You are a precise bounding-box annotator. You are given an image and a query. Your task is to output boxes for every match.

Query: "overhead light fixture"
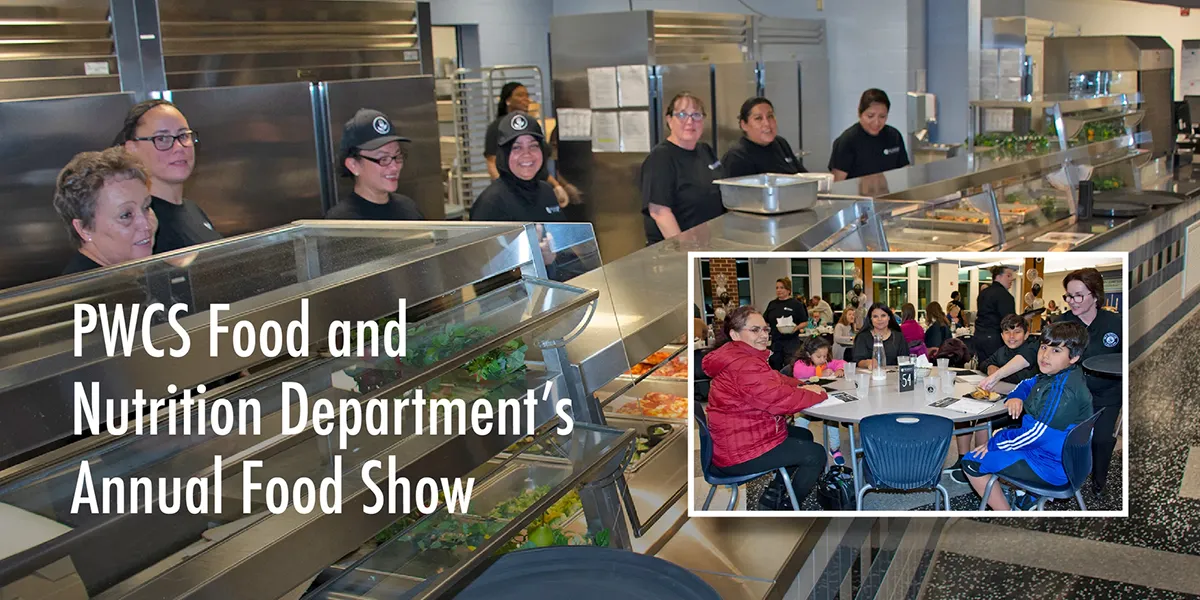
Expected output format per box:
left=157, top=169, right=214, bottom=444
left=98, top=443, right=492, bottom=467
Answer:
left=900, top=257, right=938, bottom=268
left=968, top=259, right=1020, bottom=271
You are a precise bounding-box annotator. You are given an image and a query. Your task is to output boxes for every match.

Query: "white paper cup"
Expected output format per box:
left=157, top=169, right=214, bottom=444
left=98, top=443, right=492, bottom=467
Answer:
left=924, top=377, right=940, bottom=403
left=844, top=363, right=856, bottom=380
left=937, top=358, right=949, bottom=370
left=855, top=372, right=871, bottom=399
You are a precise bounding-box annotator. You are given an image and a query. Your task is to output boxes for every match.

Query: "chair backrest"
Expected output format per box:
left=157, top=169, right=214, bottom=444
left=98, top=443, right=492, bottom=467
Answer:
left=1061, top=408, right=1104, bottom=489
left=694, top=405, right=715, bottom=475
left=860, top=412, right=954, bottom=490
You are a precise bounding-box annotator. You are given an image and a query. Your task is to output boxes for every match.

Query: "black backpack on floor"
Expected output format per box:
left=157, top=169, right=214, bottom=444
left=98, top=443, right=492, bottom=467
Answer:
left=816, top=465, right=856, bottom=511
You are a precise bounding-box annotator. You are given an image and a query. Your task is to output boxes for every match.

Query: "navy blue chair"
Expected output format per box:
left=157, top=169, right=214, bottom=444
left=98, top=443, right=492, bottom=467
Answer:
left=857, top=413, right=954, bottom=510
left=695, top=406, right=800, bottom=511
left=978, top=409, right=1104, bottom=511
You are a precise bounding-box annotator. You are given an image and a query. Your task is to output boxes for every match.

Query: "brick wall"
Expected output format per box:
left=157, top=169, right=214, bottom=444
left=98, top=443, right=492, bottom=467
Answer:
left=707, top=258, right=738, bottom=329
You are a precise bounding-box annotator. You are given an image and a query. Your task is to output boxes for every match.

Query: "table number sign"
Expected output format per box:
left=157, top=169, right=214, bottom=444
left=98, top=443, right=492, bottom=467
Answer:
left=898, top=364, right=915, bottom=393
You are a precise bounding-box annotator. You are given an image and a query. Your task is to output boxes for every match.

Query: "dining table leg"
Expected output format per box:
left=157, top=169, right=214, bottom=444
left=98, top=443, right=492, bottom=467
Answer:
left=848, top=422, right=863, bottom=504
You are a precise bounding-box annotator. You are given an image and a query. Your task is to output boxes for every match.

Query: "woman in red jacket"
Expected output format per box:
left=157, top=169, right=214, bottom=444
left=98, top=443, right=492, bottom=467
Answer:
left=701, top=305, right=830, bottom=509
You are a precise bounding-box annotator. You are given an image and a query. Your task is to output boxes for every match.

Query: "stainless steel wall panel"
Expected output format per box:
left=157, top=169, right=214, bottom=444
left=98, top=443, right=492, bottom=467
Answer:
left=657, top=63, right=715, bottom=149
left=712, top=62, right=758, bottom=158
left=0, top=0, right=120, bottom=100
left=762, top=61, right=802, bottom=163
left=0, top=92, right=136, bottom=291
left=167, top=83, right=324, bottom=236
left=322, top=76, right=445, bottom=219
left=157, top=0, right=427, bottom=88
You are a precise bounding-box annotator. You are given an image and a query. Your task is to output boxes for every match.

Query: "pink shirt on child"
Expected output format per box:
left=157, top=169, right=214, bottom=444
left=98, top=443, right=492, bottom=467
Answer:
left=790, top=359, right=847, bottom=379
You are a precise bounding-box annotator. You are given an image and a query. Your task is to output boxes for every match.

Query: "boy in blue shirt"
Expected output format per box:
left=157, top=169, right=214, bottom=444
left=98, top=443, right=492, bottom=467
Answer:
left=961, top=321, right=1094, bottom=511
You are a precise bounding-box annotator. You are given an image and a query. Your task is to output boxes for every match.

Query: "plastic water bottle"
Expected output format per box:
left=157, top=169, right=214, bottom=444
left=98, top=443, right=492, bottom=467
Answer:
left=872, top=335, right=887, bottom=381
left=706, top=329, right=716, bottom=348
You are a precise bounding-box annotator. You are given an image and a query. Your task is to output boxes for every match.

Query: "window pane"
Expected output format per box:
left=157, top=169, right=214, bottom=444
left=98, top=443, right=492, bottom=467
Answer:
left=918, top=280, right=931, bottom=311
left=958, top=282, right=970, bottom=310
left=738, top=280, right=750, bottom=297
left=872, top=262, right=886, bottom=277
left=736, top=260, right=750, bottom=278
left=872, top=281, right=886, bottom=306
left=889, top=262, right=906, bottom=277
left=791, top=259, right=809, bottom=275
left=917, top=264, right=930, bottom=278
left=821, top=277, right=843, bottom=305
left=792, top=276, right=809, bottom=300
left=701, top=259, right=710, bottom=278
left=959, top=269, right=969, bottom=282
left=739, top=297, right=751, bottom=307
left=821, top=260, right=843, bottom=275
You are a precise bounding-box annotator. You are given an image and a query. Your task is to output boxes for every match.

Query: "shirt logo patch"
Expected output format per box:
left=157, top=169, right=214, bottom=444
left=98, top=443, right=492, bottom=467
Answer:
left=784, top=157, right=793, bottom=163
left=511, top=115, right=528, bottom=130
left=204, top=222, right=213, bottom=230
left=708, top=161, right=721, bottom=171
left=545, top=206, right=560, bottom=214
left=1103, top=332, right=1119, bottom=348
left=883, top=146, right=901, bottom=156
left=372, top=116, right=391, bottom=135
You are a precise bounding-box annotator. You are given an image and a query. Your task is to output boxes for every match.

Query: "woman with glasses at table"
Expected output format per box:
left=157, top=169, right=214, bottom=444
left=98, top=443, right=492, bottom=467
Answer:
left=326, top=108, right=424, bottom=221
left=640, top=92, right=725, bottom=244
left=115, top=99, right=219, bottom=253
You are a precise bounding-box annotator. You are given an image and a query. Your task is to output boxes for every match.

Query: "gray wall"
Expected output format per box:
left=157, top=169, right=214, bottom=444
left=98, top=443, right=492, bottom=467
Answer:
left=927, top=0, right=982, bottom=145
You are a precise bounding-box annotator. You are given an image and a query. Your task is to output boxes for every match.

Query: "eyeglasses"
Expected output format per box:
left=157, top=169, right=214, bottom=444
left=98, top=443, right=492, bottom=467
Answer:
left=356, top=152, right=406, bottom=168
left=1063, top=292, right=1091, bottom=303
left=742, top=326, right=770, bottom=335
left=671, top=111, right=705, bottom=122
left=133, top=130, right=199, bottom=151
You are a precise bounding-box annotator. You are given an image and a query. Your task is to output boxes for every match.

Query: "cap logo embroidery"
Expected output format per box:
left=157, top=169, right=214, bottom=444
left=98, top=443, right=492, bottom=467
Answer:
left=511, top=115, right=528, bottom=130
left=372, top=116, right=391, bottom=135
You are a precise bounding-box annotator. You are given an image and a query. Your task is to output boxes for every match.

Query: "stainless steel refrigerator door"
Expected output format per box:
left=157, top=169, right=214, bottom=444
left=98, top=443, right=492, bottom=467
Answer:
left=764, top=60, right=832, bottom=173
left=712, top=62, right=760, bottom=159
left=322, top=75, right=445, bottom=219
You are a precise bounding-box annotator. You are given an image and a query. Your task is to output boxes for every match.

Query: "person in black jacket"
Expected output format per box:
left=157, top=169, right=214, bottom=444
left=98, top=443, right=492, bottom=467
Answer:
left=923, top=301, right=952, bottom=350
left=974, top=265, right=1016, bottom=363
left=762, top=278, right=809, bottom=370
left=852, top=303, right=909, bottom=368
left=720, top=97, right=807, bottom=178
left=115, top=99, right=220, bottom=253
left=326, top=109, right=424, bottom=221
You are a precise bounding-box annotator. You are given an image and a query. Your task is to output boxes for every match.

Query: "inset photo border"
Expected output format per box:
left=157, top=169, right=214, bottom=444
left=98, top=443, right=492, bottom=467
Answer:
left=687, top=251, right=1129, bottom=518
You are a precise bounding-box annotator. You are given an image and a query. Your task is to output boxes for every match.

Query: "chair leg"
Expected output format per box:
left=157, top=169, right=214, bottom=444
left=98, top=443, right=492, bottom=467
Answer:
left=1035, top=497, right=1048, bottom=511
left=1075, top=490, right=1087, bottom=511
left=979, top=476, right=999, bottom=511
left=703, top=485, right=717, bottom=510
left=856, top=484, right=873, bottom=511
left=937, top=485, right=951, bottom=511
left=778, top=467, right=801, bottom=511
left=727, top=485, right=739, bottom=511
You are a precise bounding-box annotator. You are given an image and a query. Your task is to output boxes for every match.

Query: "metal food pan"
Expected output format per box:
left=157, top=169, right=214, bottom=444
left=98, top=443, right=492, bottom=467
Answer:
left=715, top=173, right=821, bottom=214
left=465, top=461, right=573, bottom=521
left=606, top=416, right=686, bottom=473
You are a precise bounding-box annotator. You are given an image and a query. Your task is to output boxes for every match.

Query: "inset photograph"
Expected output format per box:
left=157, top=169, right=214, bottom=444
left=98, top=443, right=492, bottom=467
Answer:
left=689, top=252, right=1127, bottom=516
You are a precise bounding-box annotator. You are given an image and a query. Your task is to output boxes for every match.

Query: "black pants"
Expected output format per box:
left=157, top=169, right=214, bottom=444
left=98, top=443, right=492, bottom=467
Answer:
left=974, top=330, right=1002, bottom=365
left=1092, top=404, right=1121, bottom=490
left=716, top=426, right=826, bottom=505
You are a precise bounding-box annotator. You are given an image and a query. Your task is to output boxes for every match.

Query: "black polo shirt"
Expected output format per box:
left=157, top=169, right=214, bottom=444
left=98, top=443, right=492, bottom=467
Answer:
left=1057, top=309, right=1123, bottom=407
left=326, top=192, right=424, bottom=221
left=720, top=136, right=805, bottom=178
left=62, top=252, right=102, bottom=275
left=640, top=140, right=725, bottom=244
left=828, top=123, right=910, bottom=179
left=152, top=196, right=221, bottom=254
left=980, top=337, right=1040, bottom=383
left=975, top=283, right=1016, bottom=336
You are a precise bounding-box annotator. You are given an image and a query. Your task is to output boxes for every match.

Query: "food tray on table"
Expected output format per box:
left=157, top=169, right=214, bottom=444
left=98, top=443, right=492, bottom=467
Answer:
left=599, top=376, right=689, bottom=422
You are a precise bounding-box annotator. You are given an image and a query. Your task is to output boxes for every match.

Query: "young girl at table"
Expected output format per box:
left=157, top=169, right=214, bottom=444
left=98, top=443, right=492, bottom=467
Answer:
left=784, top=337, right=847, bottom=465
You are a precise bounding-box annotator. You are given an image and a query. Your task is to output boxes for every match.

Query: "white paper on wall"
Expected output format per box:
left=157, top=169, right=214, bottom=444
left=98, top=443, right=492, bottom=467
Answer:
left=556, top=108, right=593, bottom=141
left=1182, top=48, right=1200, bottom=98
left=587, top=67, right=619, bottom=109
left=983, top=108, right=1014, bottom=132
left=619, top=111, right=651, bottom=152
left=617, top=65, right=650, bottom=107
left=592, top=111, right=620, bottom=152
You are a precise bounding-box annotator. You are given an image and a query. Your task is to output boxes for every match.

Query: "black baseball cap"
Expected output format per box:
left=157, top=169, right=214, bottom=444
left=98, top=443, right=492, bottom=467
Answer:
left=496, top=111, right=544, bottom=146
left=340, top=109, right=410, bottom=157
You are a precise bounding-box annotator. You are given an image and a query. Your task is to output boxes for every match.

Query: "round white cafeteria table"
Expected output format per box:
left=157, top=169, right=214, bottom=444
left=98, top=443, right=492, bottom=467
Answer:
left=800, top=368, right=1014, bottom=506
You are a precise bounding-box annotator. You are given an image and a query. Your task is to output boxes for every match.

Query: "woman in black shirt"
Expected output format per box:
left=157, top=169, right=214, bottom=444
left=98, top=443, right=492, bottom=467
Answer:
left=721, top=97, right=806, bottom=178
left=828, top=89, right=910, bottom=181
left=923, top=301, right=952, bottom=350
left=762, top=278, right=809, bottom=370
left=640, top=92, right=725, bottom=244
left=851, top=303, right=909, bottom=368
left=974, top=265, right=1016, bottom=363
left=483, top=82, right=571, bottom=207
left=1056, top=268, right=1123, bottom=494
left=115, top=99, right=220, bottom=253
left=327, top=108, right=424, bottom=221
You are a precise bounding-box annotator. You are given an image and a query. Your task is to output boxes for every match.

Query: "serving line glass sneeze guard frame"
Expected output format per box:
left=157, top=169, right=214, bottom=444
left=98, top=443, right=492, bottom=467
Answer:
left=0, top=220, right=643, bottom=600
